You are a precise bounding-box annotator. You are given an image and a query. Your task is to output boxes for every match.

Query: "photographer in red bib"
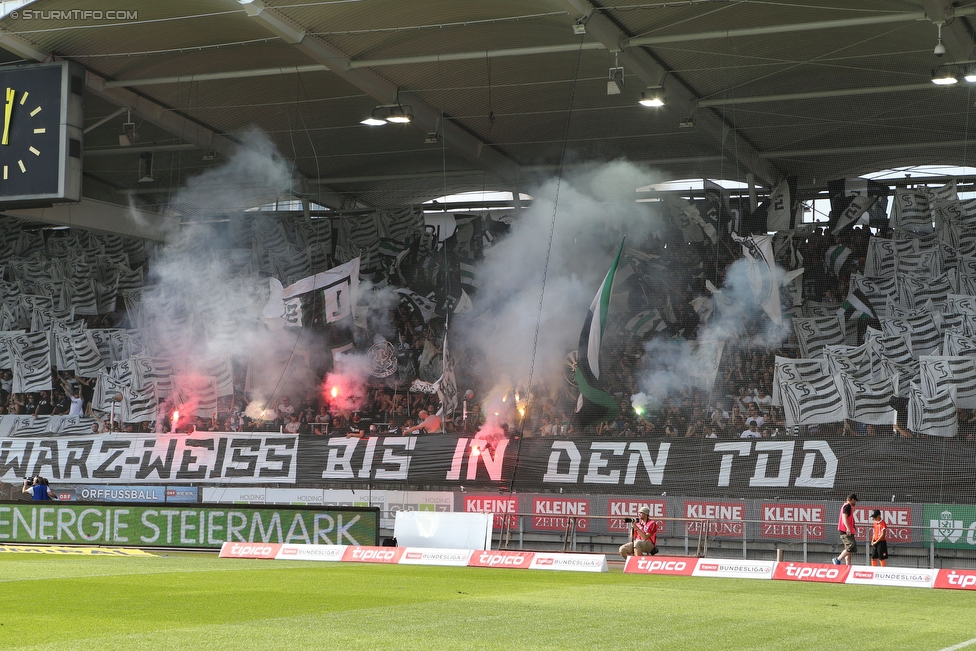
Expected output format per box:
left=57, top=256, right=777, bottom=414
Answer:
left=619, top=506, right=659, bottom=559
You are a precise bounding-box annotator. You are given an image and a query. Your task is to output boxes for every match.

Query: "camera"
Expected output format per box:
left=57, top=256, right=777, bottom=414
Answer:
left=624, top=517, right=635, bottom=523
left=934, top=41, right=946, bottom=57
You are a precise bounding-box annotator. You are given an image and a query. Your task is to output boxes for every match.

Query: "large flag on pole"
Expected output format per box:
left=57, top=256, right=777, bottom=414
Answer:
left=732, top=233, right=782, bottom=325
left=434, top=329, right=458, bottom=430
left=573, top=241, right=624, bottom=428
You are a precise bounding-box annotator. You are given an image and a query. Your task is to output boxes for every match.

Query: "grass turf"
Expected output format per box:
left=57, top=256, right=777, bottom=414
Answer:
left=0, top=553, right=973, bottom=651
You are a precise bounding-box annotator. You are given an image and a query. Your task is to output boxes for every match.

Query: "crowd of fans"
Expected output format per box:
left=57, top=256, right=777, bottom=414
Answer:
left=2, top=210, right=970, bottom=441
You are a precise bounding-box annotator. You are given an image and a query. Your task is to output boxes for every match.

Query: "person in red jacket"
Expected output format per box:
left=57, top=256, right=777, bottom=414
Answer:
left=832, top=493, right=858, bottom=566
left=870, top=509, right=888, bottom=567
left=619, top=506, right=659, bottom=558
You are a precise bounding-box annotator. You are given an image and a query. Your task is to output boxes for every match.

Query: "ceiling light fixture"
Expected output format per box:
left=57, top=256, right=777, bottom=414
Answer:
left=639, top=87, right=666, bottom=107
left=964, top=64, right=976, bottom=83
left=119, top=110, right=139, bottom=146
left=932, top=65, right=959, bottom=85
left=360, top=104, right=413, bottom=125
left=385, top=105, right=413, bottom=123
left=607, top=67, right=624, bottom=95
left=138, top=151, right=153, bottom=183
left=607, top=52, right=624, bottom=95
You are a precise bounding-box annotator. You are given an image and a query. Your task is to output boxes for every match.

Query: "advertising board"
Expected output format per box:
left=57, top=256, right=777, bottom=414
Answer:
left=692, top=559, right=774, bottom=579
left=624, top=555, right=696, bottom=576
left=0, top=502, right=378, bottom=548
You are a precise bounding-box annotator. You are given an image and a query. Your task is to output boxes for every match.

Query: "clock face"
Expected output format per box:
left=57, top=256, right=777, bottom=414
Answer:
left=0, top=65, right=63, bottom=198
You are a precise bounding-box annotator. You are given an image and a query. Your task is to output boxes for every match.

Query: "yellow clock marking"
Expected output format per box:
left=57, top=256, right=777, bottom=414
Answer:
left=29, top=106, right=40, bottom=117
left=29, top=146, right=39, bottom=156
left=33, top=128, right=45, bottom=134
left=17, top=160, right=25, bottom=173
left=2, top=166, right=6, bottom=180
left=2, top=87, right=13, bottom=146
left=19, top=91, right=27, bottom=105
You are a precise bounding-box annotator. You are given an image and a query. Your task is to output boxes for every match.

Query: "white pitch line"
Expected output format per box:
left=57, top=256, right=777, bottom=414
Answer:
left=939, top=638, right=976, bottom=651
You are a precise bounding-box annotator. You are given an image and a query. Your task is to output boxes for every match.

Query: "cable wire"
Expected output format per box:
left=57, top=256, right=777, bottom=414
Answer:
left=508, top=35, right=586, bottom=491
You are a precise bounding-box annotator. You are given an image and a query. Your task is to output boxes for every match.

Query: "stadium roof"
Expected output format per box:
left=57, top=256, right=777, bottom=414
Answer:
left=0, top=0, right=971, bottom=221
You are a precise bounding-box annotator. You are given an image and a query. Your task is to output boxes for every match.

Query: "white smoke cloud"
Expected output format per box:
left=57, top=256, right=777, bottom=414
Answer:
left=137, top=130, right=319, bottom=416
left=630, top=254, right=792, bottom=410
left=456, top=160, right=666, bottom=394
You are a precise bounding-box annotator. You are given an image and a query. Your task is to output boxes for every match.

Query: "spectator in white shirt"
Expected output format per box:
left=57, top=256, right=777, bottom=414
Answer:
left=68, top=388, right=85, bottom=417
left=740, top=421, right=763, bottom=438
left=754, top=387, right=772, bottom=413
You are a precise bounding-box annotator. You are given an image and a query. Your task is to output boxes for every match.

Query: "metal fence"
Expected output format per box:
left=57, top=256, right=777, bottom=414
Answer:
left=476, top=515, right=976, bottom=570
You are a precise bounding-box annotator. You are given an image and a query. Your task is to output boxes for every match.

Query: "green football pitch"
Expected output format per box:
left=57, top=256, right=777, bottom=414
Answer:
left=0, top=552, right=973, bottom=651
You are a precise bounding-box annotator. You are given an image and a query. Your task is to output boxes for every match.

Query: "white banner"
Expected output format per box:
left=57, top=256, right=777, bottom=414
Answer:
left=528, top=552, right=609, bottom=572
left=398, top=547, right=473, bottom=567
left=845, top=567, right=936, bottom=588
left=275, top=544, right=346, bottom=562
left=0, top=432, right=298, bottom=484
left=692, top=558, right=775, bottom=579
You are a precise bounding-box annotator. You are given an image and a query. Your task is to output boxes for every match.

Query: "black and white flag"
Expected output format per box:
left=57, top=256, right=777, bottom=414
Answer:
left=865, top=238, right=896, bottom=278
left=772, top=356, right=827, bottom=406
left=122, top=385, right=158, bottom=423
left=832, top=194, right=878, bottom=234
left=781, top=375, right=848, bottom=427
left=792, top=316, right=845, bottom=358
left=908, top=382, right=957, bottom=437
left=899, top=273, right=951, bottom=311
left=824, top=343, right=873, bottom=382
left=892, top=189, right=934, bottom=234
left=843, top=375, right=897, bottom=426
left=920, top=356, right=976, bottom=409
left=943, top=330, right=976, bottom=357
left=732, top=233, right=781, bottom=325
left=766, top=178, right=795, bottom=232
left=850, top=274, right=897, bottom=309
left=896, top=250, right=940, bottom=277
left=881, top=314, right=941, bottom=358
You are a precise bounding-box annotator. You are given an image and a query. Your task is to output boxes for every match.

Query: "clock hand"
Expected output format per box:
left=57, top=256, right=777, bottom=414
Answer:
left=1, top=87, right=13, bottom=145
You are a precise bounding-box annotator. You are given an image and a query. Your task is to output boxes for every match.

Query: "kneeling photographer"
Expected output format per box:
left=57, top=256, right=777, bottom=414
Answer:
left=619, top=505, right=659, bottom=559
left=22, top=476, right=58, bottom=501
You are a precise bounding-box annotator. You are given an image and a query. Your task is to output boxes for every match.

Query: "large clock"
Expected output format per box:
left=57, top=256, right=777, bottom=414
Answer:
left=0, top=61, right=83, bottom=206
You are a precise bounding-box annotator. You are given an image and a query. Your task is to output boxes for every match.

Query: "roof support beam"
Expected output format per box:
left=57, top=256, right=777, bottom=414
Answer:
left=761, top=139, right=975, bottom=159
left=561, top=0, right=780, bottom=186
left=103, top=64, right=328, bottom=88
left=235, top=0, right=521, bottom=182
left=698, top=83, right=937, bottom=107
left=622, top=13, right=929, bottom=47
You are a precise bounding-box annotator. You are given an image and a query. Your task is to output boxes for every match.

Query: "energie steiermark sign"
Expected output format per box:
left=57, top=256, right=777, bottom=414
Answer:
left=923, top=504, right=976, bottom=549
left=0, top=502, right=378, bottom=549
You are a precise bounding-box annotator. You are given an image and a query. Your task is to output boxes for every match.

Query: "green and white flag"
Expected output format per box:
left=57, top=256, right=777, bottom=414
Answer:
left=825, top=245, right=852, bottom=277
left=837, top=287, right=877, bottom=323
left=625, top=309, right=666, bottom=337
left=573, top=241, right=624, bottom=428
